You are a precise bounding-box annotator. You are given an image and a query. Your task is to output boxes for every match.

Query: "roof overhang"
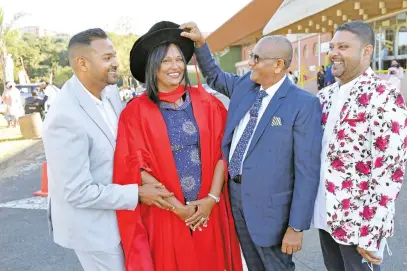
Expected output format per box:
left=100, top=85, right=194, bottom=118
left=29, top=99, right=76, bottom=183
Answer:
left=263, top=0, right=406, bottom=35
left=206, top=0, right=284, bottom=52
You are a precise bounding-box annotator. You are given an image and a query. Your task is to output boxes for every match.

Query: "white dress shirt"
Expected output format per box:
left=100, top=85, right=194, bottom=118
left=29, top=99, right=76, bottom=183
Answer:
left=229, top=75, right=287, bottom=174
left=77, top=78, right=118, bottom=137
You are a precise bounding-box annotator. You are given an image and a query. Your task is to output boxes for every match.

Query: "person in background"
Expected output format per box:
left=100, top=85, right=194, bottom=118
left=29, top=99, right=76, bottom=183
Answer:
left=287, top=70, right=295, bottom=83
left=118, top=85, right=132, bottom=105
left=387, top=60, right=404, bottom=80
left=40, top=81, right=59, bottom=111
left=1, top=81, right=24, bottom=127
left=317, top=65, right=326, bottom=90
left=24, top=90, right=48, bottom=119
left=324, top=64, right=336, bottom=86
left=387, top=60, right=404, bottom=91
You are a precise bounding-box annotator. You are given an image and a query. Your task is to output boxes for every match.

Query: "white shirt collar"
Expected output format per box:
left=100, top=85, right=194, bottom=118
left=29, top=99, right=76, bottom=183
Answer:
left=261, top=75, right=287, bottom=95
left=339, top=67, right=373, bottom=90
left=75, top=76, right=105, bottom=105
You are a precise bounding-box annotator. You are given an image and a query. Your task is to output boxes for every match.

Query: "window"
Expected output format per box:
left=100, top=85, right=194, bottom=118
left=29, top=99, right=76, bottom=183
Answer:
left=375, top=23, right=381, bottom=58
left=303, top=45, right=309, bottom=58
left=313, top=43, right=319, bottom=56
left=397, top=13, right=407, bottom=24
left=398, top=26, right=407, bottom=55
left=378, top=28, right=395, bottom=57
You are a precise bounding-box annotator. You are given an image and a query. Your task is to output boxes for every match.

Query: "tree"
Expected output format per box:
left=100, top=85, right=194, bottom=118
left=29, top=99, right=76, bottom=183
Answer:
left=7, top=33, right=70, bottom=85
left=0, top=8, right=24, bottom=93
left=108, top=32, right=138, bottom=87
left=0, top=13, right=136, bottom=90
left=53, top=65, right=73, bottom=87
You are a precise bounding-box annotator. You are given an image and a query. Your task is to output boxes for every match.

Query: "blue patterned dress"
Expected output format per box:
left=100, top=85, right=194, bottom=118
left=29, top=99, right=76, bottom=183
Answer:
left=160, top=92, right=202, bottom=202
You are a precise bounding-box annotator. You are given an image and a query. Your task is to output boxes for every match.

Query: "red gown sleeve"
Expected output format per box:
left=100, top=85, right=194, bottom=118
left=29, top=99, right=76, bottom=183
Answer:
left=113, top=106, right=154, bottom=271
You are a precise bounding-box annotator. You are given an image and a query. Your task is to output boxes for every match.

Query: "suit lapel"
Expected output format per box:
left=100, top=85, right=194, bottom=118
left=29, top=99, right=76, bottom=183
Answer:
left=223, top=84, right=259, bottom=148
left=70, top=76, right=116, bottom=148
left=246, top=77, right=291, bottom=157
left=104, top=89, right=122, bottom=119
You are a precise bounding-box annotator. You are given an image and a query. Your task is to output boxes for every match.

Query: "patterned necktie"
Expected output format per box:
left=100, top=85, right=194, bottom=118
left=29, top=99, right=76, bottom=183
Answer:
left=229, top=89, right=268, bottom=179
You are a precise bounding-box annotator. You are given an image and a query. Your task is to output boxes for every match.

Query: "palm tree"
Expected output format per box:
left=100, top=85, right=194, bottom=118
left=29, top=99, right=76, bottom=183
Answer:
left=0, top=8, right=24, bottom=92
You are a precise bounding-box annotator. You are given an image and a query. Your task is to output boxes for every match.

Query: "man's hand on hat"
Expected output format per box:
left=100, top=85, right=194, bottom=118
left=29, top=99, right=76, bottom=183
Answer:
left=180, top=22, right=205, bottom=48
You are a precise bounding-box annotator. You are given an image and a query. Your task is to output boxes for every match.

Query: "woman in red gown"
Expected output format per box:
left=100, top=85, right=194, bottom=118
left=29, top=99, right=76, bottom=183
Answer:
left=113, top=21, right=242, bottom=271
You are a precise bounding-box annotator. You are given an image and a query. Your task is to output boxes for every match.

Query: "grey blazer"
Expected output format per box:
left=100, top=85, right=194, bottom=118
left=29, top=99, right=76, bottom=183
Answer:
left=43, top=75, right=139, bottom=252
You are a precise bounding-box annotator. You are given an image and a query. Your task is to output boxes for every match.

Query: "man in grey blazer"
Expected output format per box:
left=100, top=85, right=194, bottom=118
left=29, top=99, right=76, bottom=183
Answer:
left=42, top=28, right=173, bottom=271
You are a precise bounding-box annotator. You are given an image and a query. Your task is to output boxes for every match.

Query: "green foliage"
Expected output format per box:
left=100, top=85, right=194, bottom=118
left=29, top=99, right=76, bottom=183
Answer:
left=4, top=32, right=139, bottom=87
left=108, top=32, right=138, bottom=85
left=53, top=66, right=73, bottom=87
left=0, top=8, right=139, bottom=89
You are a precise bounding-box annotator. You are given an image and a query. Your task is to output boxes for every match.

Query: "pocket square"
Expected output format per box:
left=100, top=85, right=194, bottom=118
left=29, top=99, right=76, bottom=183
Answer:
left=271, top=116, right=282, bottom=126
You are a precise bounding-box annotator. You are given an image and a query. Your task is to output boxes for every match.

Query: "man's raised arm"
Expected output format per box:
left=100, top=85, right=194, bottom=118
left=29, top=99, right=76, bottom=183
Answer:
left=180, top=22, right=241, bottom=98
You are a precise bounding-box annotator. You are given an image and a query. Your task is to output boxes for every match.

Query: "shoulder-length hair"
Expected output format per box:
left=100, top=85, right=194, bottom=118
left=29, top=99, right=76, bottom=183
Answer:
left=144, top=43, right=191, bottom=104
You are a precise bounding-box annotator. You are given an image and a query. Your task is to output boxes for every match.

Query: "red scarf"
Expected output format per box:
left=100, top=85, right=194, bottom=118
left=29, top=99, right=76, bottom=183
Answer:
left=113, top=85, right=243, bottom=271
left=158, top=85, right=187, bottom=103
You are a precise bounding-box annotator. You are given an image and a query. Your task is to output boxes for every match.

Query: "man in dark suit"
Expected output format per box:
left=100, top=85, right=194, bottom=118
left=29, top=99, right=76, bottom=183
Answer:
left=24, top=90, right=48, bottom=119
left=181, top=22, right=323, bottom=270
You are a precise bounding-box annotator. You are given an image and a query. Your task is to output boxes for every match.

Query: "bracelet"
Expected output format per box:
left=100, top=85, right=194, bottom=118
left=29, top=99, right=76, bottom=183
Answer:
left=208, top=193, right=220, bottom=203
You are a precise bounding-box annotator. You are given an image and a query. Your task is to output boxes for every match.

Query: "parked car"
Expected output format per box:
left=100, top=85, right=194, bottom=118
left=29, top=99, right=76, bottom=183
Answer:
left=15, top=83, right=42, bottom=106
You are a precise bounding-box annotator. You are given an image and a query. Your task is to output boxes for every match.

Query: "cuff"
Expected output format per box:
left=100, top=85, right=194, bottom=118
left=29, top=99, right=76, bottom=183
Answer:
left=120, top=184, right=139, bottom=211
left=358, top=234, right=379, bottom=252
left=194, top=42, right=210, bottom=57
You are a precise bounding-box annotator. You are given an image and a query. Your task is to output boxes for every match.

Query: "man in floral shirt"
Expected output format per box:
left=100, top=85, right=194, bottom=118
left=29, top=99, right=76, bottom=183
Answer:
left=313, top=21, right=407, bottom=271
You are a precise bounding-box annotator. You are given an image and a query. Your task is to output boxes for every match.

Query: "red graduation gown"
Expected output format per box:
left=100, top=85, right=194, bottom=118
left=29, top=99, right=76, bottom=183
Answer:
left=113, top=86, right=243, bottom=271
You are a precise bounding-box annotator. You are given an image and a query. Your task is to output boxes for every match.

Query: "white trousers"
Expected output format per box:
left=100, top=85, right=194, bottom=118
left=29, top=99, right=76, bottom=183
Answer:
left=74, top=243, right=125, bottom=271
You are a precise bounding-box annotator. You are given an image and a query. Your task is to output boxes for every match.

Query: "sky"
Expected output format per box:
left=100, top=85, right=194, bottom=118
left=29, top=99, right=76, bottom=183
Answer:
left=1, top=0, right=252, bottom=35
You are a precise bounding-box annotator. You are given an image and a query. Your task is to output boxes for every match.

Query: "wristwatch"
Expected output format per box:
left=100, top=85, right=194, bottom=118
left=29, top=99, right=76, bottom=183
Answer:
left=290, top=227, right=303, bottom=232
left=208, top=193, right=220, bottom=203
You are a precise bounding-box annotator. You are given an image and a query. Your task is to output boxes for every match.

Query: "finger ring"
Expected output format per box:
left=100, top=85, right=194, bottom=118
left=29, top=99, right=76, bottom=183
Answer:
left=201, top=217, right=206, bottom=221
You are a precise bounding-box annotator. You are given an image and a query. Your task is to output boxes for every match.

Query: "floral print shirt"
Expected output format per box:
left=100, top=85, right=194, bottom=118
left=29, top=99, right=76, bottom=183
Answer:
left=317, top=68, right=407, bottom=251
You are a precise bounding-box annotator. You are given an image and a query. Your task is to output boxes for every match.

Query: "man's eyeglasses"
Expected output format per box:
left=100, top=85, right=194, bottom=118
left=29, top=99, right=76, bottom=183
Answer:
left=248, top=51, right=284, bottom=65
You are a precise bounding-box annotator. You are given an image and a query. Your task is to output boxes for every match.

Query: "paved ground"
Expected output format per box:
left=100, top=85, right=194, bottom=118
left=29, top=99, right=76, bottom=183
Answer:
left=0, top=144, right=406, bottom=270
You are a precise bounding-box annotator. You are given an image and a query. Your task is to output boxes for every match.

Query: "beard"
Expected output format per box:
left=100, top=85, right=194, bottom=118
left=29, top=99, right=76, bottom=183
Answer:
left=331, top=62, right=345, bottom=78
left=107, top=71, right=118, bottom=84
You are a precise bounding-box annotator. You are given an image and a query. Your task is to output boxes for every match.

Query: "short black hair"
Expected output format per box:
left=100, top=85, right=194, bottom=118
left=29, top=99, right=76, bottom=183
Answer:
left=68, top=28, right=107, bottom=50
left=335, top=21, right=374, bottom=47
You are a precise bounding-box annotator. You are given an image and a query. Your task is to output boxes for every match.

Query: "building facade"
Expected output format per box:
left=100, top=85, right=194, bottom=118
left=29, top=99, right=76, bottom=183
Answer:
left=371, top=11, right=407, bottom=71
left=19, top=26, right=57, bottom=37
left=207, top=0, right=407, bottom=93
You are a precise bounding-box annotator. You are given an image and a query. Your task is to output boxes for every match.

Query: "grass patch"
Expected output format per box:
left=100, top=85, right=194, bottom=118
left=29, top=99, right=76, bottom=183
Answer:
left=0, top=136, right=25, bottom=143
left=0, top=140, right=34, bottom=160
